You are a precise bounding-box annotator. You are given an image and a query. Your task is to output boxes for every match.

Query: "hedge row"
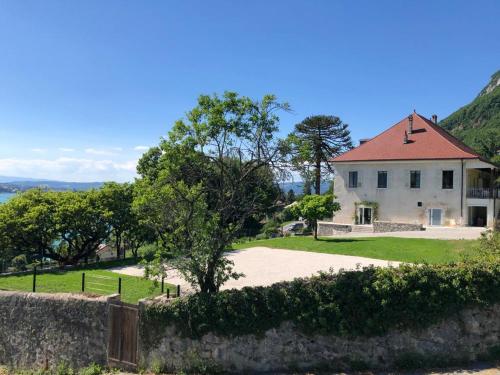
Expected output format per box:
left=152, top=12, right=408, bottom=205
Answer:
left=144, top=260, right=500, bottom=338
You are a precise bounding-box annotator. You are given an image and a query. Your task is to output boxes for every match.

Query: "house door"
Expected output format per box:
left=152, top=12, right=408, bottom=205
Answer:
left=468, top=206, right=487, bottom=227
left=428, top=208, right=443, bottom=226
left=358, top=207, right=373, bottom=225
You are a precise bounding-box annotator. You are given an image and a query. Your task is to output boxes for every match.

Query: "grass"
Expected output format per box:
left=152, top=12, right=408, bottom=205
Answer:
left=233, top=236, right=478, bottom=264
left=0, top=261, right=175, bottom=304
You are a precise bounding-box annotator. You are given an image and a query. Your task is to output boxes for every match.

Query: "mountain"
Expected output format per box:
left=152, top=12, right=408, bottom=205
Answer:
left=439, top=70, right=500, bottom=162
left=0, top=176, right=103, bottom=192
left=0, top=176, right=39, bottom=183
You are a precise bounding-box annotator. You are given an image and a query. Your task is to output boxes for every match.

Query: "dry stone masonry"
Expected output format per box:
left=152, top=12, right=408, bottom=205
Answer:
left=0, top=291, right=117, bottom=369
left=373, top=221, right=424, bottom=232
left=138, top=299, right=500, bottom=373
left=2, top=291, right=500, bottom=372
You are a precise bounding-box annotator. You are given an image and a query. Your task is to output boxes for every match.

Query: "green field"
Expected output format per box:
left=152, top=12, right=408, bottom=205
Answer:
left=0, top=267, right=175, bottom=304
left=233, top=236, right=478, bottom=264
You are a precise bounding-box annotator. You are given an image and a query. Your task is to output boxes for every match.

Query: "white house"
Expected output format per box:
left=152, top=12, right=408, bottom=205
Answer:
left=96, top=244, right=116, bottom=261
left=325, top=112, right=499, bottom=231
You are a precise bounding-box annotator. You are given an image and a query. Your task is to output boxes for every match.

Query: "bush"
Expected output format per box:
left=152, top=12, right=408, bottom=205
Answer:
left=11, top=254, right=28, bottom=271
left=138, top=244, right=158, bottom=262
left=261, top=219, right=280, bottom=238
left=78, top=363, right=103, bottom=375
left=279, top=206, right=299, bottom=223
left=476, top=230, right=500, bottom=259
left=144, top=261, right=500, bottom=339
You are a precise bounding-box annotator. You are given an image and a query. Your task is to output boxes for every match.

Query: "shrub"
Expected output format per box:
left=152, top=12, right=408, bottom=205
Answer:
left=138, top=244, right=158, bottom=262
left=144, top=261, right=500, bottom=339
left=261, top=219, right=280, bottom=238
left=279, top=206, right=299, bottom=223
left=476, top=230, right=500, bottom=259
left=78, top=363, right=102, bottom=375
left=55, top=362, right=74, bottom=375
left=11, top=254, right=28, bottom=271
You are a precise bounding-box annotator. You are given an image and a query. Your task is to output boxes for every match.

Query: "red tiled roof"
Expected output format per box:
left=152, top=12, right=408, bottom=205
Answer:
left=332, top=113, right=482, bottom=162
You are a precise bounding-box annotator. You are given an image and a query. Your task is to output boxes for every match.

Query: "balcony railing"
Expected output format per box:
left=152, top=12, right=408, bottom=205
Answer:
left=467, top=187, right=500, bottom=199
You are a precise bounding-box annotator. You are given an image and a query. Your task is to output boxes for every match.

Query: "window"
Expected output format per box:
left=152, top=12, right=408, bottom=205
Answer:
left=377, top=171, right=388, bottom=188
left=348, top=171, right=358, bottom=188
left=442, top=170, right=454, bottom=189
left=410, top=170, right=421, bottom=188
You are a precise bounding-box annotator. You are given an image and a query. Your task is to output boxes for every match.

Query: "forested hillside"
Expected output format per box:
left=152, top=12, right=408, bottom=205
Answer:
left=439, top=70, right=500, bottom=163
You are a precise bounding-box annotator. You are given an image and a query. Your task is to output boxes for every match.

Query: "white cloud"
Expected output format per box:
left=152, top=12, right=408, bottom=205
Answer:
left=58, top=148, right=75, bottom=152
left=85, top=148, right=118, bottom=156
left=31, top=148, right=47, bottom=153
left=0, top=157, right=138, bottom=182
left=134, top=145, right=149, bottom=151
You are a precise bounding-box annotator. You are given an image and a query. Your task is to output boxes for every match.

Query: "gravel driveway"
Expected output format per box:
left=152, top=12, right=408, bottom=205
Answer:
left=112, top=246, right=399, bottom=293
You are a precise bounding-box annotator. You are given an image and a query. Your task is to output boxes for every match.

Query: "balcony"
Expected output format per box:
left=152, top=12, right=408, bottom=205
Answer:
left=467, top=187, right=499, bottom=199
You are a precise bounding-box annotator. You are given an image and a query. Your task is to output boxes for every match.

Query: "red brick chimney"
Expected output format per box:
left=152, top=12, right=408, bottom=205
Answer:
left=407, top=114, right=413, bottom=134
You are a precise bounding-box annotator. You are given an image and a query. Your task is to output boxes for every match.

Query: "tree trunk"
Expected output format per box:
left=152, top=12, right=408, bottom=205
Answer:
left=313, top=221, right=318, bottom=240
left=115, top=234, right=121, bottom=259
left=315, top=154, right=321, bottom=195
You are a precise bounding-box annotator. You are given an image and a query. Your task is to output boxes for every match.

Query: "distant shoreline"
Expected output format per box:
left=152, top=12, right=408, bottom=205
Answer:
left=0, top=192, right=15, bottom=204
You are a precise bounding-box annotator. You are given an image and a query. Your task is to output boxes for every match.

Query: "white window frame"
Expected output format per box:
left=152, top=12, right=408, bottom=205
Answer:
left=428, top=208, right=443, bottom=226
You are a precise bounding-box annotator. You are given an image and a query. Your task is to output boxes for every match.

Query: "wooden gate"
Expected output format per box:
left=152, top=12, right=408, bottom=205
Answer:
left=108, top=301, right=139, bottom=370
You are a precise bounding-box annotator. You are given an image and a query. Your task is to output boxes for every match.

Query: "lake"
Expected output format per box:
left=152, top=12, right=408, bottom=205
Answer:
left=0, top=192, right=15, bottom=204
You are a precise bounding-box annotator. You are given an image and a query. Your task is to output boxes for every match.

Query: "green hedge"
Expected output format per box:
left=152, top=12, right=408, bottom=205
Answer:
left=143, top=260, right=500, bottom=339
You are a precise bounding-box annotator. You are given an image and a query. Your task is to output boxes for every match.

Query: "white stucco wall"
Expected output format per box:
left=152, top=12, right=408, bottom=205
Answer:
left=332, top=159, right=497, bottom=227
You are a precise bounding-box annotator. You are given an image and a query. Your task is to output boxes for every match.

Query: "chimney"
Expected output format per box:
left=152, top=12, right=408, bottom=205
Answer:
left=408, top=114, right=413, bottom=134
left=403, top=130, right=409, bottom=144
left=431, top=114, right=437, bottom=124
left=359, top=138, right=370, bottom=145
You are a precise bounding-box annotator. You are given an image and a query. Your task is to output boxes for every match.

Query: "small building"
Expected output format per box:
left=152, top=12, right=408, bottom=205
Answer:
left=96, top=244, right=116, bottom=261
left=328, top=112, right=499, bottom=229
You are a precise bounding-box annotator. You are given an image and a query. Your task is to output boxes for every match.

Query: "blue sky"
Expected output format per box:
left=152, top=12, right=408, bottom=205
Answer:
left=0, top=0, right=498, bottom=182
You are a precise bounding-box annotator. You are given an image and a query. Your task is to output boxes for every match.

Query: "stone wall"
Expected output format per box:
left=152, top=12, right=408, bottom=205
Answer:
left=3, top=292, right=500, bottom=373
left=138, top=301, right=500, bottom=373
left=317, top=221, right=352, bottom=236
left=0, top=291, right=117, bottom=369
left=373, top=221, right=424, bottom=232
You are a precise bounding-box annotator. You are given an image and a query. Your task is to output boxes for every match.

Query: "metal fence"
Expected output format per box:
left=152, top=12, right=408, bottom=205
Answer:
left=26, top=267, right=181, bottom=300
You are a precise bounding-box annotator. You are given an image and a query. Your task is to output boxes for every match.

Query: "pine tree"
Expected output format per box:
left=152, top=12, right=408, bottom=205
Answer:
left=288, top=115, right=352, bottom=195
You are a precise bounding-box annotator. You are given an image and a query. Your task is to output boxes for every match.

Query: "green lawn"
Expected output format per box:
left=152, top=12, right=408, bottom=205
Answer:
left=0, top=267, right=175, bottom=304
left=233, top=236, right=478, bottom=264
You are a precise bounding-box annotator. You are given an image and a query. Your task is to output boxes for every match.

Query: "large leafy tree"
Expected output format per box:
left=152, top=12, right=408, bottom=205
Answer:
left=0, top=189, right=112, bottom=265
left=135, top=91, right=289, bottom=293
left=100, top=182, right=134, bottom=259
left=0, top=189, right=57, bottom=265
left=291, top=194, right=339, bottom=240
left=287, top=115, right=353, bottom=195
left=49, top=190, right=112, bottom=264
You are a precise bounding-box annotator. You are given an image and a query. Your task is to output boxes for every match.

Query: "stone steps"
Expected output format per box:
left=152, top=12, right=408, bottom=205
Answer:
left=351, top=225, right=374, bottom=233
